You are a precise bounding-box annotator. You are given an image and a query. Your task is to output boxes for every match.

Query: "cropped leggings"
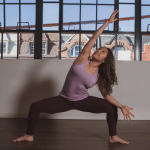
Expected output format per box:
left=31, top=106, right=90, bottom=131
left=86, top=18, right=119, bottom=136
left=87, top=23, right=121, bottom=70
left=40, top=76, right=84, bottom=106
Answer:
left=26, top=95, right=118, bottom=136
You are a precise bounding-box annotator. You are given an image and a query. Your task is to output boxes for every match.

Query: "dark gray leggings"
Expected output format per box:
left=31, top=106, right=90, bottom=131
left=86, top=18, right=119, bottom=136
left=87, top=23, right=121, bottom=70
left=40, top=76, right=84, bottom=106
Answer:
left=26, top=95, right=118, bottom=136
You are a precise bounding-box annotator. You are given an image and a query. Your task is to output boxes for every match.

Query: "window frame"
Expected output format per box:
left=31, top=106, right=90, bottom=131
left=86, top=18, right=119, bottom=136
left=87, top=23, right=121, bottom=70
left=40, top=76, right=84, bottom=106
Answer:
left=0, top=0, right=144, bottom=61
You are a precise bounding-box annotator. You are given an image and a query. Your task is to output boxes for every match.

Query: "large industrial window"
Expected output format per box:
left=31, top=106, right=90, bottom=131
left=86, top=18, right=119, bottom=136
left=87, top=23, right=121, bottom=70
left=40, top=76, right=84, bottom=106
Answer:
left=0, top=0, right=147, bottom=61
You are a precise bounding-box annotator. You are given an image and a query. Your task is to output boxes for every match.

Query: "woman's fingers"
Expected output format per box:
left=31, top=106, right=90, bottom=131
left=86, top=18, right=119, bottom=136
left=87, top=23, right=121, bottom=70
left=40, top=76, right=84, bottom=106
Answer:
left=114, top=18, right=118, bottom=21
left=114, top=9, right=119, bottom=15
left=113, top=9, right=118, bottom=13
left=125, top=115, right=129, bottom=121
left=109, top=9, right=119, bottom=23
left=112, top=9, right=118, bottom=16
left=127, top=107, right=135, bottom=118
left=124, top=114, right=127, bottom=121
left=115, top=9, right=119, bottom=14
left=122, top=106, right=135, bottom=121
left=129, top=112, right=135, bottom=118
left=124, top=114, right=131, bottom=121
left=128, top=114, right=132, bottom=121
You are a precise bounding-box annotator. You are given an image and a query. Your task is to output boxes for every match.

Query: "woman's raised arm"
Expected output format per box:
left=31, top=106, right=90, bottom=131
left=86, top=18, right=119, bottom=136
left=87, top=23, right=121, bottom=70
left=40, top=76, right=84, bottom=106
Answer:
left=81, top=9, right=119, bottom=56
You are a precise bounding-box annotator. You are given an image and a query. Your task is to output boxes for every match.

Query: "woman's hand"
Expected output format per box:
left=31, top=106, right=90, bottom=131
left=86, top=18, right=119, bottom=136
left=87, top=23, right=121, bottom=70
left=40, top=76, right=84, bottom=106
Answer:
left=121, top=106, right=135, bottom=121
left=108, top=9, right=119, bottom=23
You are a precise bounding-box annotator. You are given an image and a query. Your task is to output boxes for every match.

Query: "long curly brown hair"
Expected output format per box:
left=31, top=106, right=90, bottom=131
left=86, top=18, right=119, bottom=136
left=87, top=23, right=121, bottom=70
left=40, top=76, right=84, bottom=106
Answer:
left=89, top=47, right=120, bottom=98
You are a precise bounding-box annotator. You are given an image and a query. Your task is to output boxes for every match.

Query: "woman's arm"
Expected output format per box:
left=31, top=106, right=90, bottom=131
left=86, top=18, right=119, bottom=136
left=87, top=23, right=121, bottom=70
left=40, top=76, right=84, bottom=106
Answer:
left=92, top=9, right=119, bottom=39
left=81, top=9, right=119, bottom=56
left=81, top=20, right=109, bottom=55
left=106, top=95, right=135, bottom=121
left=105, top=95, right=124, bottom=109
left=92, top=20, right=110, bottom=40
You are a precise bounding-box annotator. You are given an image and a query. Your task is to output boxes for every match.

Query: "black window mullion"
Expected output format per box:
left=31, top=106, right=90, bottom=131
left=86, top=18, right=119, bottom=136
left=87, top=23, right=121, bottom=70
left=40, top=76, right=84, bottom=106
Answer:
left=2, top=0, right=5, bottom=59
left=1, top=33, right=3, bottom=59
left=96, top=0, right=98, bottom=50
left=115, top=0, right=119, bottom=32
left=135, top=0, right=141, bottom=61
left=34, top=0, right=43, bottom=59
left=79, top=0, right=81, bottom=53
left=114, top=0, right=119, bottom=56
left=17, top=0, right=21, bottom=59
left=59, top=0, right=63, bottom=59
left=3, top=0, right=5, bottom=30
left=19, top=0, right=21, bottom=31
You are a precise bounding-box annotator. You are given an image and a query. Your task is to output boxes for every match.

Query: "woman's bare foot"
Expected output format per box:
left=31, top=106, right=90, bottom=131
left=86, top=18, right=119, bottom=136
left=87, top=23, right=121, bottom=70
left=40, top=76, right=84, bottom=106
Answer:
left=12, top=134, right=34, bottom=142
left=109, top=135, right=129, bottom=144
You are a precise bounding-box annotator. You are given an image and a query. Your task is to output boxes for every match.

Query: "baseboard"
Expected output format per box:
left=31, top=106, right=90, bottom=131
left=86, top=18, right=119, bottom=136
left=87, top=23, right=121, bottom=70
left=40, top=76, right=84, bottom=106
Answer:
left=0, top=113, right=149, bottom=120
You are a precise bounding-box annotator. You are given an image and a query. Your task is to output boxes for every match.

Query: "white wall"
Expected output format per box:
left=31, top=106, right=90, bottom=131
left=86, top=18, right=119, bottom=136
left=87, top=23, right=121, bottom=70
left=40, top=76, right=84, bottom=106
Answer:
left=0, top=59, right=149, bottom=120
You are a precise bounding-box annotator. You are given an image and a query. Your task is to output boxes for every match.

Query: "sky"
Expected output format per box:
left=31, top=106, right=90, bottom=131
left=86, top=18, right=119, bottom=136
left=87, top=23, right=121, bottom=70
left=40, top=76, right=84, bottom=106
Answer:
left=0, top=0, right=150, bottom=32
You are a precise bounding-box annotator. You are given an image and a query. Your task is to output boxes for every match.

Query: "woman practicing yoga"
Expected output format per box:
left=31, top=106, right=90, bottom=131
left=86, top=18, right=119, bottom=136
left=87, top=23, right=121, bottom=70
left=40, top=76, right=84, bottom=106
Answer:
left=12, top=9, right=135, bottom=144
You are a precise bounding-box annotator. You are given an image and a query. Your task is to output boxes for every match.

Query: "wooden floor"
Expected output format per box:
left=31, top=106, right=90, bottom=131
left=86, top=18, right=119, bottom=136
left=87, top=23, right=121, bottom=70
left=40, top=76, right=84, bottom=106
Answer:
left=0, top=118, right=150, bottom=150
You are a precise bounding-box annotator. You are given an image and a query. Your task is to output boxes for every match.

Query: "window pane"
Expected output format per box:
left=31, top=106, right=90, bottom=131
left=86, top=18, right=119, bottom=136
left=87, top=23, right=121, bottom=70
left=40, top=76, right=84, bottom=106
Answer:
left=141, top=6, right=150, bottom=32
left=63, top=5, right=80, bottom=30
left=97, top=34, right=134, bottom=60
left=5, top=5, right=19, bottom=30
left=97, top=5, right=114, bottom=31
left=75, top=51, right=79, bottom=56
left=142, top=35, right=150, bottom=61
left=81, top=0, right=96, bottom=4
left=1, top=33, right=17, bottom=59
left=18, top=33, right=35, bottom=59
left=43, top=3, right=59, bottom=30
left=21, top=4, right=36, bottom=30
left=0, top=4, right=4, bottom=30
left=75, top=45, right=80, bottom=51
left=0, top=43, right=6, bottom=55
left=60, top=34, right=79, bottom=59
left=117, top=34, right=134, bottom=60
left=63, top=0, right=80, bottom=3
left=42, top=33, right=59, bottom=59
left=81, top=5, right=96, bottom=30
left=21, top=0, right=36, bottom=3
left=119, top=0, right=135, bottom=3
left=0, top=0, right=3, bottom=3
left=141, top=0, right=150, bottom=4
left=5, top=0, right=19, bottom=3
left=97, top=34, right=115, bottom=49
left=71, top=48, right=73, bottom=55
left=75, top=45, right=82, bottom=56
left=42, top=43, right=45, bottom=48
left=98, top=0, right=114, bottom=4
left=119, top=4, right=135, bottom=32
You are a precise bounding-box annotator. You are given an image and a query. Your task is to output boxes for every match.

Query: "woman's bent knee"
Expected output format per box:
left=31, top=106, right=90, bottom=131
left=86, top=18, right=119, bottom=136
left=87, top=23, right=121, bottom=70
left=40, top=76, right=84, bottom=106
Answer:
left=30, top=102, right=38, bottom=110
left=108, top=105, right=118, bottom=114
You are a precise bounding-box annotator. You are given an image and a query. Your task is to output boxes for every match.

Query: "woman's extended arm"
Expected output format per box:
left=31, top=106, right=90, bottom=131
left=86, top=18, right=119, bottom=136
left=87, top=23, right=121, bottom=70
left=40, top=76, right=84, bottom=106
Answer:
left=81, top=9, right=119, bottom=55
left=105, top=95, right=135, bottom=121
left=105, top=95, right=124, bottom=109
left=92, top=20, right=109, bottom=40
left=92, top=9, right=119, bottom=40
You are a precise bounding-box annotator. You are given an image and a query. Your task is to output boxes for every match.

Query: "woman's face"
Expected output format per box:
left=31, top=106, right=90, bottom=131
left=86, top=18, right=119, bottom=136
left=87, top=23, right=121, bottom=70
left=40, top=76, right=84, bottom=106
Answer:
left=92, top=47, right=108, bottom=63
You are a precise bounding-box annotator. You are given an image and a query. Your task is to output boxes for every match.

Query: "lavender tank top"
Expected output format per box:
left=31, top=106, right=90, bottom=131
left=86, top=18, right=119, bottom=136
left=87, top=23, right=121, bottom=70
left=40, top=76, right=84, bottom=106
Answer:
left=58, top=60, right=99, bottom=101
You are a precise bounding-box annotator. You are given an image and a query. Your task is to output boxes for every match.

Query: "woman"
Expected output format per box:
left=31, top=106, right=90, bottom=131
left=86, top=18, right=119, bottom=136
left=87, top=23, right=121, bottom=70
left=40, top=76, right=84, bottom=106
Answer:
left=12, top=9, right=135, bottom=144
